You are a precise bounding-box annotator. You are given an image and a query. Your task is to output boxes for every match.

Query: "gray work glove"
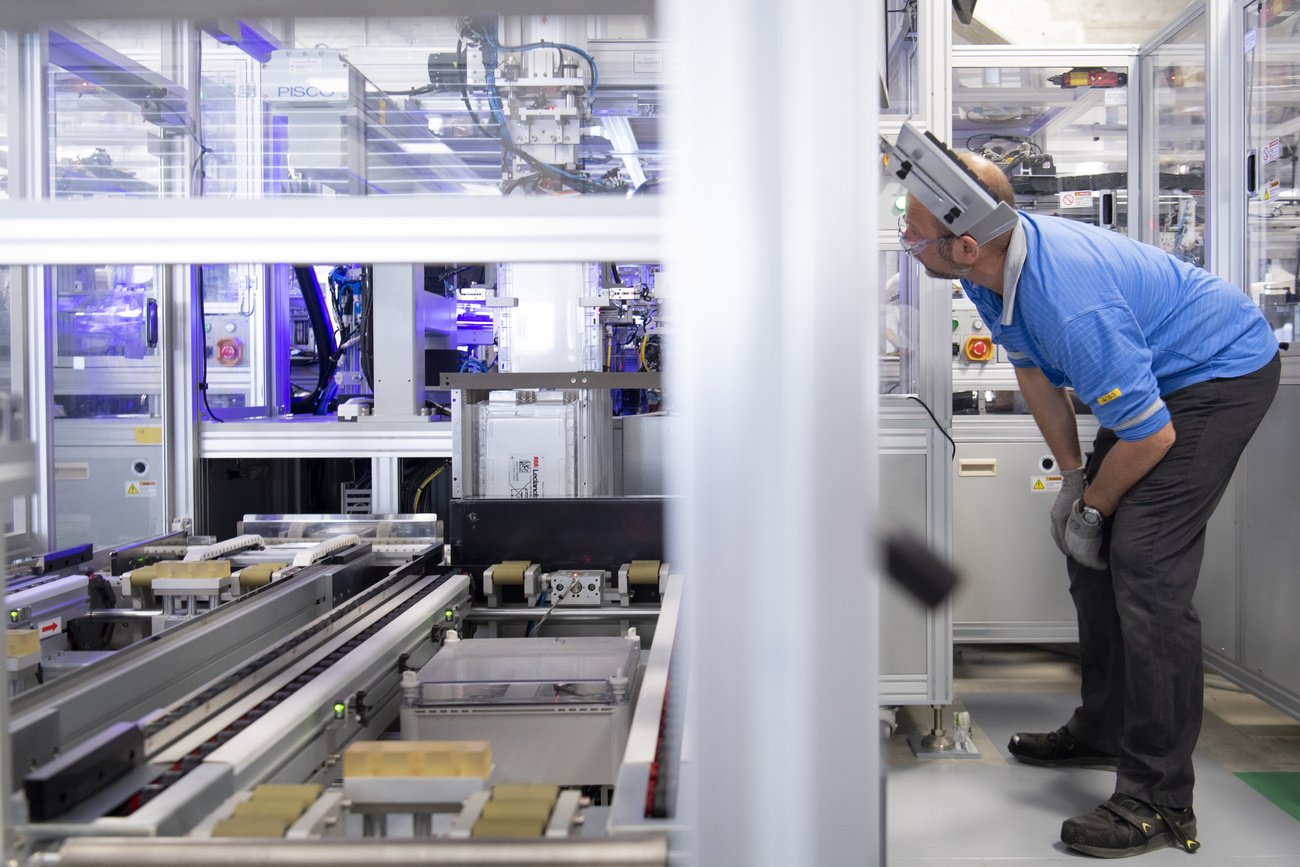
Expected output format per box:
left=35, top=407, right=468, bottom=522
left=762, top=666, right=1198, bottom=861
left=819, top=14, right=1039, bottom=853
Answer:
left=1050, top=467, right=1087, bottom=556
left=1062, top=498, right=1107, bottom=571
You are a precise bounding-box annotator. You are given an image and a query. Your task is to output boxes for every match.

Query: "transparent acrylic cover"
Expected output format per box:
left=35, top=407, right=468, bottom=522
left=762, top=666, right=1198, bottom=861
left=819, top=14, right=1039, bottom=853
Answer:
left=411, top=637, right=639, bottom=707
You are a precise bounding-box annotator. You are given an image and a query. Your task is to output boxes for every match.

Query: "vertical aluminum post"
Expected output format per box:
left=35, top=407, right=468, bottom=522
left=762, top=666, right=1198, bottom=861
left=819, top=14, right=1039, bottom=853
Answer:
left=666, top=0, right=880, bottom=864
left=370, top=264, right=426, bottom=421
left=1207, top=0, right=1245, bottom=287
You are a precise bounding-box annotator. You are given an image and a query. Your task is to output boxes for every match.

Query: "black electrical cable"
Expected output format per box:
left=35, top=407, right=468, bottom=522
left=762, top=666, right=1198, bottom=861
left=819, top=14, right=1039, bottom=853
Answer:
left=359, top=266, right=375, bottom=390
left=291, top=266, right=339, bottom=415
left=194, top=266, right=223, bottom=423
left=906, top=395, right=956, bottom=460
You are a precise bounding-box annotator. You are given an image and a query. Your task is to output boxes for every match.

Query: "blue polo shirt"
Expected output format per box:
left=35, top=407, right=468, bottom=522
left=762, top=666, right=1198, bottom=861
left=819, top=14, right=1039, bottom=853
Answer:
left=962, top=212, right=1277, bottom=441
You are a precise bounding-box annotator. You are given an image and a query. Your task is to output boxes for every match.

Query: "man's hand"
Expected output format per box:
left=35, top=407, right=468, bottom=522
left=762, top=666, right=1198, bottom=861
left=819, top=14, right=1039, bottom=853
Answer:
left=1062, top=499, right=1107, bottom=570
left=1050, top=467, right=1086, bottom=555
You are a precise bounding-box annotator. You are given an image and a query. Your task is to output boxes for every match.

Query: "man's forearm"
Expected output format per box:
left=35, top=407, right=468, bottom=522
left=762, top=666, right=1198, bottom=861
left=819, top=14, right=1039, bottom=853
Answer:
left=1015, top=367, right=1083, bottom=471
left=1082, top=421, right=1176, bottom=516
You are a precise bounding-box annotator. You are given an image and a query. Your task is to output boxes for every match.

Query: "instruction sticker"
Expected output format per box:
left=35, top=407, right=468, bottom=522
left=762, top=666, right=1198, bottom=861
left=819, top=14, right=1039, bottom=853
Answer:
left=508, top=455, right=544, bottom=499
left=125, top=480, right=158, bottom=497
left=1059, top=190, right=1093, bottom=208
left=1031, top=475, right=1063, bottom=493
left=36, top=616, right=62, bottom=638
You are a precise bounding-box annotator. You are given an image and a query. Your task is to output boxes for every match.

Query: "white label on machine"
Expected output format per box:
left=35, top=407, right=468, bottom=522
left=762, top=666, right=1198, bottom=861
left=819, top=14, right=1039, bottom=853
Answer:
left=633, top=52, right=663, bottom=73
left=36, top=616, right=62, bottom=638
left=1104, top=87, right=1127, bottom=107
left=1245, top=28, right=1258, bottom=54
left=509, top=455, right=545, bottom=499
left=125, top=480, right=158, bottom=497
left=1031, top=475, right=1063, bottom=492
left=1264, top=138, right=1282, bottom=162
left=1059, top=191, right=1093, bottom=209
left=55, top=462, right=90, bottom=481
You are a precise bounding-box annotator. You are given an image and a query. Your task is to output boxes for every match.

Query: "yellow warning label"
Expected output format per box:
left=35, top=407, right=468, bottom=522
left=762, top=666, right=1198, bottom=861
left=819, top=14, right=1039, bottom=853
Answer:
left=126, top=483, right=139, bottom=495
left=1097, top=387, right=1122, bottom=406
left=1033, top=479, right=1045, bottom=490
left=133, top=426, right=163, bottom=445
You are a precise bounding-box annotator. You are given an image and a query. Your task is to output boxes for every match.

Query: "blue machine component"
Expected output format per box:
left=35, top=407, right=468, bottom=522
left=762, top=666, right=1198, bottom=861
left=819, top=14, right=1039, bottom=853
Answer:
left=46, top=24, right=190, bottom=129
left=196, top=19, right=283, bottom=64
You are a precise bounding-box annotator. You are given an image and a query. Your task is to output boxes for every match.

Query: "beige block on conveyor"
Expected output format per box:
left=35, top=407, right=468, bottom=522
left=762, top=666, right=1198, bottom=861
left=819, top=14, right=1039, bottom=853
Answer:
left=479, top=800, right=553, bottom=822
left=155, top=560, right=231, bottom=579
left=7, top=630, right=40, bottom=657
left=342, top=740, right=491, bottom=779
left=471, top=816, right=548, bottom=838
left=237, top=562, right=288, bottom=591
left=250, top=784, right=322, bottom=811
left=128, top=565, right=158, bottom=587
left=232, top=799, right=305, bottom=822
left=211, top=816, right=290, bottom=838
left=491, top=783, right=560, bottom=803
left=628, top=560, right=661, bottom=585
left=492, top=561, right=531, bottom=585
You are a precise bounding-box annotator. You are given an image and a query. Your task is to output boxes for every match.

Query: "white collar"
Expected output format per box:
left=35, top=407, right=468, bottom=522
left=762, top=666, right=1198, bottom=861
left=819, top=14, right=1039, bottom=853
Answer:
left=999, top=219, right=1026, bottom=326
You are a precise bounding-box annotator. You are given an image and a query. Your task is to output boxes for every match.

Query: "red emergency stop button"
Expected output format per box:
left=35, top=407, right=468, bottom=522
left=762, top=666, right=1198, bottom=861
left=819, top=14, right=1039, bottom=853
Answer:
left=963, top=336, right=994, bottom=362
left=215, top=337, right=244, bottom=366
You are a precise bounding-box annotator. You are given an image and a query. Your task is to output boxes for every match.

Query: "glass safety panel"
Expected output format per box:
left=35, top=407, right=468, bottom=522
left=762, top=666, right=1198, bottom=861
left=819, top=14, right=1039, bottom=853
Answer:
left=1146, top=18, right=1207, bottom=267
left=199, top=264, right=268, bottom=412
left=193, top=14, right=663, bottom=199
left=51, top=264, right=165, bottom=549
left=1244, top=2, right=1300, bottom=343
left=952, top=65, right=1129, bottom=231
left=46, top=21, right=190, bottom=199
left=881, top=2, right=922, bottom=116
left=879, top=250, right=920, bottom=396
left=1, top=36, right=9, bottom=199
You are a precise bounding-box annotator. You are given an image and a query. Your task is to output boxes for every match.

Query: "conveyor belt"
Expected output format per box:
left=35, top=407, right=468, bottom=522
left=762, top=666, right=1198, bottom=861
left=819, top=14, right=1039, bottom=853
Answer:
left=135, top=572, right=461, bottom=809
left=8, top=544, right=379, bottom=773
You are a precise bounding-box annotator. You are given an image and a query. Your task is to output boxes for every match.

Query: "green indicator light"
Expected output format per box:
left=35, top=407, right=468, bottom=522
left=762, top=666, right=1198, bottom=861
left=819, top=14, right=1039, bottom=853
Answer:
left=952, top=319, right=959, bottom=329
left=9, top=610, right=17, bottom=622
left=333, top=703, right=346, bottom=718
left=894, top=194, right=908, bottom=212
left=445, top=610, right=454, bottom=620
left=204, top=321, right=212, bottom=333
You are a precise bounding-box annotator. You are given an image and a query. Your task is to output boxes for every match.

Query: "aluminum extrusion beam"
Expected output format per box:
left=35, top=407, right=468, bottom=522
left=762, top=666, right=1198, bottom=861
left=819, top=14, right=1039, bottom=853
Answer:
left=609, top=574, right=683, bottom=833
left=0, top=199, right=661, bottom=265
left=441, top=372, right=663, bottom=390
left=2, top=1, right=655, bottom=31
left=53, top=836, right=668, bottom=866
left=463, top=607, right=661, bottom=622
left=198, top=420, right=453, bottom=459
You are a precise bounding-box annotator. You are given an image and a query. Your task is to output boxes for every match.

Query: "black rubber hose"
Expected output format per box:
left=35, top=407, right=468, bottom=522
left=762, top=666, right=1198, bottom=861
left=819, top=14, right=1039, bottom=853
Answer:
left=292, top=265, right=338, bottom=415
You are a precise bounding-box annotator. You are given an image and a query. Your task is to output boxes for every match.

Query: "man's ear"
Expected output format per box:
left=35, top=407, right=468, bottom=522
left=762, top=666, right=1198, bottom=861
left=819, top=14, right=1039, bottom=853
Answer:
left=951, top=235, right=980, bottom=265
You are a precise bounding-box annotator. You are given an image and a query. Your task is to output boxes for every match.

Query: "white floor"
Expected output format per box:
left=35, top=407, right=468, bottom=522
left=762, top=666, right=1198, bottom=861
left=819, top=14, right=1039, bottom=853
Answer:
left=886, top=662, right=1300, bottom=865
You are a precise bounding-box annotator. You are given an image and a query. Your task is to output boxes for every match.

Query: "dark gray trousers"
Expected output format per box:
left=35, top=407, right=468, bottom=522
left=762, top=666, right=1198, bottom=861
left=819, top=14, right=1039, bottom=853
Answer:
left=1065, top=353, right=1280, bottom=809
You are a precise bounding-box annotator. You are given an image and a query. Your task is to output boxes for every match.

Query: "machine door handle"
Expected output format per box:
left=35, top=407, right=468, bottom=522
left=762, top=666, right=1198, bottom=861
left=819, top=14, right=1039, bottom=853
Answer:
left=146, top=299, right=159, bottom=347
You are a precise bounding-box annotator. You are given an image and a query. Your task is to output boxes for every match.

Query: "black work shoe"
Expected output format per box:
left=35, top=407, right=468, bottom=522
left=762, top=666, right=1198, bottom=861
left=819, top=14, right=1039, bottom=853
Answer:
left=1006, top=726, right=1118, bottom=768
left=1061, top=793, right=1199, bottom=858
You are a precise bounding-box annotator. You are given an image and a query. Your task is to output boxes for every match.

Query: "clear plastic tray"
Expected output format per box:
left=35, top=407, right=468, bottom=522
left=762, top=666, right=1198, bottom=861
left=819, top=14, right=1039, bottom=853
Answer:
left=410, top=637, right=639, bottom=707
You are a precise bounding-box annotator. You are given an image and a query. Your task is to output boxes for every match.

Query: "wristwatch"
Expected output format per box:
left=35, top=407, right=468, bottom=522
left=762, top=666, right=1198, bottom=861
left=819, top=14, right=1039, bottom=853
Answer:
left=1077, top=502, right=1105, bottom=526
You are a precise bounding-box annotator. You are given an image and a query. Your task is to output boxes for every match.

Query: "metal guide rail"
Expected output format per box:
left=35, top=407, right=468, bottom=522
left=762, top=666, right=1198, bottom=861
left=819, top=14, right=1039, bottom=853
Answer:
left=14, top=571, right=472, bottom=838
left=8, top=534, right=433, bottom=776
